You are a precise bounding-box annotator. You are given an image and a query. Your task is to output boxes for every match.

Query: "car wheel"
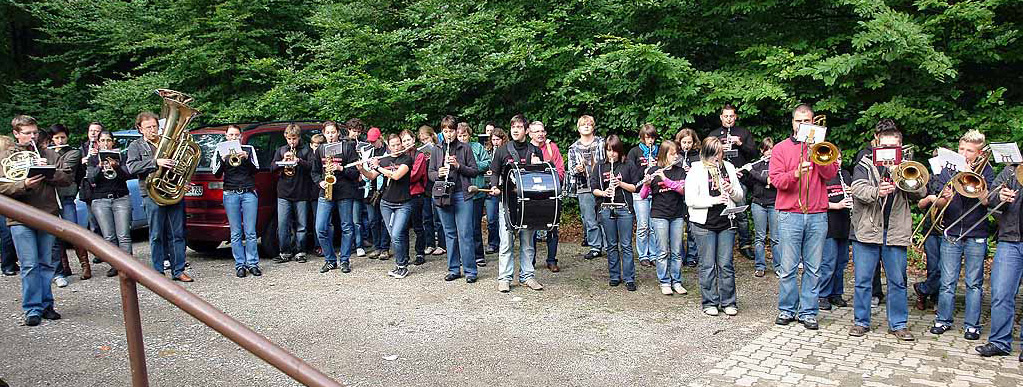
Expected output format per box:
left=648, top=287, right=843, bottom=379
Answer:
left=187, top=241, right=221, bottom=254
left=259, top=217, right=279, bottom=259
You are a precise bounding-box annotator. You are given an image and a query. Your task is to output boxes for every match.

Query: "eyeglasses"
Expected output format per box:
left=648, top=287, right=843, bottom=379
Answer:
left=793, top=119, right=812, bottom=123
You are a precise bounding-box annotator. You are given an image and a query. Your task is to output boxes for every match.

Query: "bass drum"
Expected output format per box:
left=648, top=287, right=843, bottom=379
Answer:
left=502, top=162, right=562, bottom=231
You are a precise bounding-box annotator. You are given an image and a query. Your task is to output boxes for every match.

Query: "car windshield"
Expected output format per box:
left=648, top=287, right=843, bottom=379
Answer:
left=191, top=132, right=226, bottom=172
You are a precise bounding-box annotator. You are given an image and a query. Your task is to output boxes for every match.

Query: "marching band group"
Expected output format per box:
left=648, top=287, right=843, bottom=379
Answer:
left=4, top=100, right=1023, bottom=361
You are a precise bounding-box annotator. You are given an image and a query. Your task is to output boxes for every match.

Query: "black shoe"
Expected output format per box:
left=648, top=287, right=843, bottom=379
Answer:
left=320, top=262, right=337, bottom=273
left=975, top=343, right=1011, bottom=357
left=444, top=273, right=462, bottom=281
left=819, top=298, right=832, bottom=311
left=964, top=328, right=981, bottom=341
left=485, top=247, right=498, bottom=254
left=828, top=296, right=848, bottom=308
left=609, top=280, right=622, bottom=287
left=740, top=247, right=755, bottom=260
left=581, top=240, right=589, bottom=247
left=684, top=261, right=698, bottom=268
left=92, top=257, right=102, bottom=264
left=775, top=315, right=796, bottom=326
left=625, top=282, right=637, bottom=291
left=248, top=266, right=262, bottom=277
left=930, top=323, right=951, bottom=335
left=582, top=251, right=599, bottom=260
left=25, top=315, right=41, bottom=326
left=273, top=255, right=291, bottom=264
left=2, top=268, right=17, bottom=276
left=295, top=253, right=308, bottom=263
left=236, top=267, right=247, bottom=278
left=106, top=267, right=118, bottom=277
left=413, top=255, right=426, bottom=265
left=340, top=261, right=351, bottom=273
left=465, top=276, right=477, bottom=284
left=41, top=307, right=61, bottom=320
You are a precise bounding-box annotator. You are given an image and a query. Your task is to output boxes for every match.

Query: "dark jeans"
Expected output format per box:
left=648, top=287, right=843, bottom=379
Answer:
left=367, top=201, right=390, bottom=251
left=0, top=215, right=19, bottom=273
left=410, top=195, right=427, bottom=255
left=485, top=195, right=500, bottom=250
left=472, top=197, right=485, bottom=262
left=144, top=197, right=187, bottom=277
left=532, top=228, right=560, bottom=266
left=422, top=196, right=438, bottom=249
left=916, top=234, right=942, bottom=296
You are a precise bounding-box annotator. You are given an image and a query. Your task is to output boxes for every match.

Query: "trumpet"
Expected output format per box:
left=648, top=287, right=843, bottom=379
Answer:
left=796, top=115, right=839, bottom=212
left=102, top=158, right=117, bottom=180
left=228, top=149, right=243, bottom=167
left=283, top=146, right=296, bottom=177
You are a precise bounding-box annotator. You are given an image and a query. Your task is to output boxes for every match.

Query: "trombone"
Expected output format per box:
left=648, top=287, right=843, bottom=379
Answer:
left=949, top=164, right=1023, bottom=242
left=911, top=148, right=989, bottom=249
left=796, top=115, right=839, bottom=213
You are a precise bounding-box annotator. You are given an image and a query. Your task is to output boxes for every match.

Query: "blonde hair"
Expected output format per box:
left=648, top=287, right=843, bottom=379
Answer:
left=11, top=115, right=37, bottom=133
left=0, top=135, right=15, bottom=151
left=960, top=129, right=985, bottom=145
left=577, top=115, right=595, bottom=128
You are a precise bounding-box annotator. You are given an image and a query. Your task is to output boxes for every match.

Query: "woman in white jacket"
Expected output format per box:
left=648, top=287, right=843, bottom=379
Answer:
left=686, top=137, right=745, bottom=316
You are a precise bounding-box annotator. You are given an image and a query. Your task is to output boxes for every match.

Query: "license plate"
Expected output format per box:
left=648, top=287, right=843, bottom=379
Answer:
left=185, top=184, right=203, bottom=197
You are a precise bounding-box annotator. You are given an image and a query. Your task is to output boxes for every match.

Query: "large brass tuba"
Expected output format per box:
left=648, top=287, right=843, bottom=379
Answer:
left=146, top=89, right=201, bottom=206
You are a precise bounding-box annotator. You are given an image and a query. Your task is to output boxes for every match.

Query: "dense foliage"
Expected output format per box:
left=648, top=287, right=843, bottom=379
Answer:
left=2, top=0, right=1021, bottom=160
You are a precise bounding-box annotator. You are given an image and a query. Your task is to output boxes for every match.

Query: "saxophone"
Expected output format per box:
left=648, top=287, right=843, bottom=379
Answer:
left=145, top=89, right=201, bottom=206
left=323, top=151, right=337, bottom=200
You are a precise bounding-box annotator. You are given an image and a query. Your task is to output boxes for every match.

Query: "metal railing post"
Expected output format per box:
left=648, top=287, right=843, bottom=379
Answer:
left=119, top=274, right=149, bottom=387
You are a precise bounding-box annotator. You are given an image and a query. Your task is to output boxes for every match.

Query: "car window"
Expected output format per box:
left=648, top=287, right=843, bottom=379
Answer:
left=114, top=135, right=138, bottom=151
left=191, top=133, right=226, bottom=172
left=244, top=132, right=284, bottom=170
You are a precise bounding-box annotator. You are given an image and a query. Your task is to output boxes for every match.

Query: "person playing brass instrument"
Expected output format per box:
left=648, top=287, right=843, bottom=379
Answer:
left=848, top=125, right=924, bottom=341
left=126, top=111, right=193, bottom=282
left=975, top=159, right=1023, bottom=359
left=271, top=123, right=315, bottom=264
left=0, top=115, right=73, bottom=327
left=85, top=130, right=132, bottom=278
left=213, top=125, right=260, bottom=278
left=927, top=129, right=994, bottom=340
left=686, top=137, right=744, bottom=316
left=767, top=104, right=838, bottom=331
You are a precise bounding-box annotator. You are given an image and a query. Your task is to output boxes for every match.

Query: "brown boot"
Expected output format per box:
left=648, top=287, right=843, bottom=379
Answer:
left=78, top=250, right=92, bottom=280
left=59, top=248, right=73, bottom=277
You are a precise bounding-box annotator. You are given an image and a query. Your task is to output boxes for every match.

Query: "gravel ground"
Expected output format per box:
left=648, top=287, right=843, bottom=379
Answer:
left=0, top=236, right=785, bottom=386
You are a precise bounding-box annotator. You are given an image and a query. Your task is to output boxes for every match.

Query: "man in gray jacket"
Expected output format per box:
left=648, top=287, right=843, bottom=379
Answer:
left=847, top=126, right=925, bottom=341
left=126, top=111, right=193, bottom=282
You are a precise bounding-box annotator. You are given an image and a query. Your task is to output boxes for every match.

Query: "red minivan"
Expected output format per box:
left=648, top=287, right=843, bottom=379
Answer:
left=185, top=121, right=323, bottom=257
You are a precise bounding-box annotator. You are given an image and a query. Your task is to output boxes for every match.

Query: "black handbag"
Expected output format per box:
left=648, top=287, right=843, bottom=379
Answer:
left=432, top=181, right=452, bottom=206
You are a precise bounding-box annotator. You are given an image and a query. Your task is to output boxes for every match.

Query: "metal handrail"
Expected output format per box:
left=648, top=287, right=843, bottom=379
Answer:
left=0, top=194, right=341, bottom=387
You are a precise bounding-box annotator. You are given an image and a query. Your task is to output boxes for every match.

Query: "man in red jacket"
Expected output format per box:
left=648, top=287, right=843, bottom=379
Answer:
left=767, top=104, right=838, bottom=330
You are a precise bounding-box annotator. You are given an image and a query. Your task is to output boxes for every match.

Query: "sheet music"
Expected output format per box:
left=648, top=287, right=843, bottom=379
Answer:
left=216, top=140, right=243, bottom=158
left=929, top=147, right=969, bottom=174
left=873, top=147, right=900, bottom=165
left=212, top=143, right=258, bottom=169
left=722, top=205, right=749, bottom=216
left=321, top=142, right=344, bottom=157
left=796, top=123, right=827, bottom=144
left=989, top=142, right=1022, bottom=164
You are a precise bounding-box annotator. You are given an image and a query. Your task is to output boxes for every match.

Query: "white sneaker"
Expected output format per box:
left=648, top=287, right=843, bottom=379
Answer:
left=723, top=306, right=738, bottom=316
left=54, top=276, right=69, bottom=288
left=672, top=283, right=688, bottom=295
left=660, top=284, right=673, bottom=295
left=704, top=307, right=719, bottom=316
left=356, top=248, right=366, bottom=257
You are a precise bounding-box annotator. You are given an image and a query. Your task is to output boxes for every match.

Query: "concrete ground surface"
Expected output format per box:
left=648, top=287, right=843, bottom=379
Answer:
left=0, top=238, right=1019, bottom=386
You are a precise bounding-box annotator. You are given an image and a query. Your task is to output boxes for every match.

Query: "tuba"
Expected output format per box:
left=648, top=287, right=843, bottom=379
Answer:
left=145, top=89, right=201, bottom=206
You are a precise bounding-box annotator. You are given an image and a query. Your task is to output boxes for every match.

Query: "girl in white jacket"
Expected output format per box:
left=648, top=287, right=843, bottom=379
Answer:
left=685, top=137, right=745, bottom=316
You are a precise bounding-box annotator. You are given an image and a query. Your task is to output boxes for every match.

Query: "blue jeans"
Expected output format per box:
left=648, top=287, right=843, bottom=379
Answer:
left=277, top=198, right=309, bottom=255
left=577, top=192, right=605, bottom=253
left=472, top=197, right=485, bottom=262
left=532, top=227, right=559, bottom=266
left=917, top=235, right=942, bottom=296
left=380, top=200, right=413, bottom=267
left=691, top=224, right=737, bottom=308
left=776, top=211, right=826, bottom=319
left=410, top=195, right=426, bottom=255
left=819, top=237, right=850, bottom=298
left=52, top=197, right=78, bottom=276
left=685, top=221, right=698, bottom=265
left=497, top=203, right=536, bottom=282
left=632, top=194, right=658, bottom=262
left=485, top=195, right=500, bottom=250
left=315, top=198, right=354, bottom=263
left=422, top=196, right=438, bottom=249
left=750, top=203, right=779, bottom=272
left=91, top=196, right=133, bottom=254
left=437, top=192, right=477, bottom=277
left=600, top=207, right=635, bottom=283
left=366, top=201, right=390, bottom=251
left=987, top=242, right=1023, bottom=352
left=224, top=190, right=259, bottom=269
left=852, top=237, right=909, bottom=330
left=351, top=199, right=363, bottom=249
left=651, top=217, right=684, bottom=285
left=11, top=225, right=56, bottom=316
left=936, top=237, right=987, bottom=329
left=145, top=197, right=186, bottom=277
left=0, top=215, right=17, bottom=273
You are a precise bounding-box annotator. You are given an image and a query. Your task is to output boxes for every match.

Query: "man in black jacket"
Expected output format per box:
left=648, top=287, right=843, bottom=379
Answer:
left=707, top=103, right=756, bottom=260
left=271, top=123, right=315, bottom=264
